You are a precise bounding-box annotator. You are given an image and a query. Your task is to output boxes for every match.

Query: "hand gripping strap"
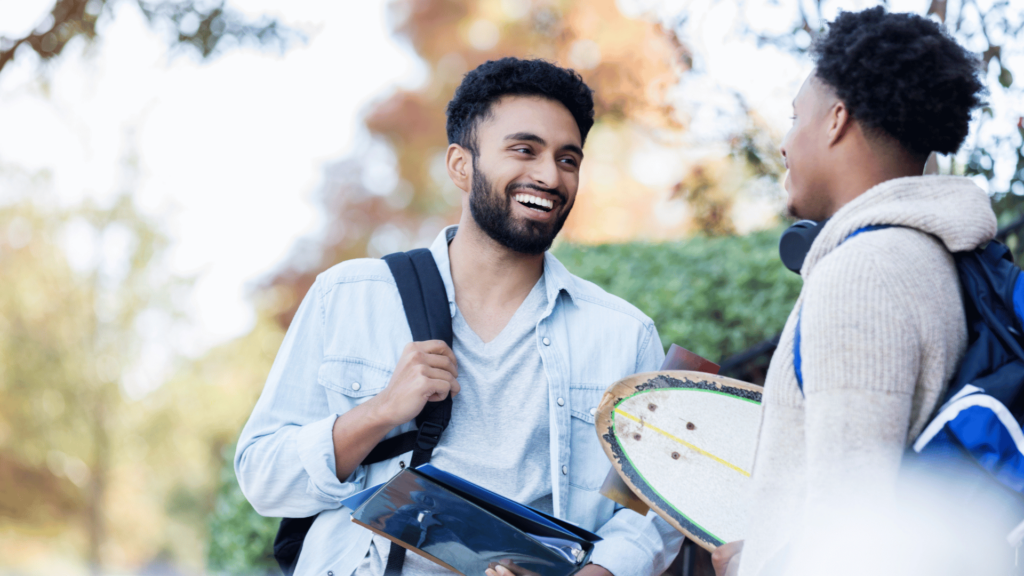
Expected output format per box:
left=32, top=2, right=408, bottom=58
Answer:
left=382, top=248, right=454, bottom=450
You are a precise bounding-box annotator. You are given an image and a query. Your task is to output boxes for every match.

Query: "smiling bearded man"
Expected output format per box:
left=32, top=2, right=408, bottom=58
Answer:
left=235, top=57, right=683, bottom=576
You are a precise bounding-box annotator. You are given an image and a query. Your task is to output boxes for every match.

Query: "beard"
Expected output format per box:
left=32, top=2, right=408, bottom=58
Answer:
left=468, top=160, right=573, bottom=256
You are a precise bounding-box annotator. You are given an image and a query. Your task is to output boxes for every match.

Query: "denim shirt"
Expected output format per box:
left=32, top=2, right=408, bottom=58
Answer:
left=235, top=226, right=683, bottom=576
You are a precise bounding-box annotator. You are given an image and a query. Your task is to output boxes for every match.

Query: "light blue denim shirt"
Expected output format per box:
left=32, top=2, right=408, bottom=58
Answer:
left=235, top=226, right=683, bottom=576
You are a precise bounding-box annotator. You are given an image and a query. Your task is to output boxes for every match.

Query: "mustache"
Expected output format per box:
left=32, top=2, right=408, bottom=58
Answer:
left=507, top=182, right=565, bottom=203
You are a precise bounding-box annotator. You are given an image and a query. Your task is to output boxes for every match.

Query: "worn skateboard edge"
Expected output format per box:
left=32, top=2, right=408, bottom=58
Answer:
left=595, top=370, right=763, bottom=552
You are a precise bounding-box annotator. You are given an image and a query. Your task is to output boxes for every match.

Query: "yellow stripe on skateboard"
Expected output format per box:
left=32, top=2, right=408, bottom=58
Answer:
left=613, top=408, right=751, bottom=478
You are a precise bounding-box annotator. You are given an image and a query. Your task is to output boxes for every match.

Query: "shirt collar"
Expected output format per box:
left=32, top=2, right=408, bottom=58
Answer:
left=428, top=225, right=578, bottom=316
left=428, top=226, right=459, bottom=318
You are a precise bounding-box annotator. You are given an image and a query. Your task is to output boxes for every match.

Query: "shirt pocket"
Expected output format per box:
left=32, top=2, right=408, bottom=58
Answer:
left=317, top=357, right=392, bottom=412
left=568, top=384, right=610, bottom=491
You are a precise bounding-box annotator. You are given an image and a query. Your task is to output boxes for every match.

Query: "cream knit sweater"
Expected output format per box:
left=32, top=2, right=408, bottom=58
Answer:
left=737, top=176, right=997, bottom=575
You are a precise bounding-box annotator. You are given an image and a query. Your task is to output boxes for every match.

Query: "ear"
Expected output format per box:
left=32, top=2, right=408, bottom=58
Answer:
left=446, top=144, right=472, bottom=193
left=826, top=101, right=851, bottom=147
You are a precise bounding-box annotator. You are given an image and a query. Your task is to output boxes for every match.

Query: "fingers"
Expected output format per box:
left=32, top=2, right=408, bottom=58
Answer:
left=412, top=340, right=458, bottom=372
left=420, top=348, right=458, bottom=377
left=408, top=366, right=457, bottom=402
left=485, top=564, right=514, bottom=576
left=419, top=368, right=459, bottom=400
left=711, top=540, right=744, bottom=576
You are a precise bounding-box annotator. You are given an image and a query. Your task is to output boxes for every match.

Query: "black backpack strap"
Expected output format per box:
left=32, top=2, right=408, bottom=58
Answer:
left=384, top=249, right=454, bottom=457
left=273, top=516, right=316, bottom=576
left=274, top=248, right=454, bottom=576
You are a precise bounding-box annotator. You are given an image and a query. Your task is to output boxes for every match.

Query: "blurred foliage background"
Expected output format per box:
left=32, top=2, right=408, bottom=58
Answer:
left=0, top=0, right=1021, bottom=575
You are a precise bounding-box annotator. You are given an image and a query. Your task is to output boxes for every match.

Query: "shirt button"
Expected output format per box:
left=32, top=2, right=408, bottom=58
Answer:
left=590, top=408, right=596, bottom=416
left=399, top=461, right=406, bottom=469
left=542, top=337, right=551, bottom=346
left=561, top=465, right=568, bottom=475
left=328, top=572, right=334, bottom=576
left=557, top=398, right=565, bottom=406
left=351, top=382, right=360, bottom=391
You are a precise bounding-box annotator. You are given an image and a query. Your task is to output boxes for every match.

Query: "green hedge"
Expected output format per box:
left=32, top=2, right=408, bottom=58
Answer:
left=554, top=228, right=802, bottom=363
left=206, top=229, right=802, bottom=574
left=207, top=446, right=280, bottom=576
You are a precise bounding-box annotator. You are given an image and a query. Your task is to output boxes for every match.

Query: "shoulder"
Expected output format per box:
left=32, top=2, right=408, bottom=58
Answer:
left=547, top=254, right=655, bottom=332
left=818, top=227, right=956, bottom=288
left=314, top=258, right=397, bottom=293
left=806, top=227, right=960, bottom=331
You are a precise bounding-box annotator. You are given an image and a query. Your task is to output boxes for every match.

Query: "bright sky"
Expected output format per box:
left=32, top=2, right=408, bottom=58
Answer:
left=1, top=0, right=1019, bottom=395
left=0, top=0, right=424, bottom=371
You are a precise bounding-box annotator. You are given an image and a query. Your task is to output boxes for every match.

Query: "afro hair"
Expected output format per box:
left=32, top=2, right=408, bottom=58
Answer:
left=445, top=57, right=595, bottom=155
left=812, top=6, right=986, bottom=160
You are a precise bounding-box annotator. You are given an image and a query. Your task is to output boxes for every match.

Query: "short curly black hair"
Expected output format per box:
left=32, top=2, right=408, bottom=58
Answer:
left=812, top=6, right=985, bottom=160
left=446, top=57, right=595, bottom=155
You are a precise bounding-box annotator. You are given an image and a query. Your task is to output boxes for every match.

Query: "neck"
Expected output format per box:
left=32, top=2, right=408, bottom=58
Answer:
left=448, top=217, right=545, bottom=316
left=825, top=138, right=925, bottom=217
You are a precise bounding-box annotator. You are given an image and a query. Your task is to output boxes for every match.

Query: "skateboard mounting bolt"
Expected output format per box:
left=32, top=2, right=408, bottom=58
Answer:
left=686, top=422, right=696, bottom=430
left=648, top=403, right=657, bottom=411
left=671, top=452, right=680, bottom=460
left=633, top=433, right=642, bottom=441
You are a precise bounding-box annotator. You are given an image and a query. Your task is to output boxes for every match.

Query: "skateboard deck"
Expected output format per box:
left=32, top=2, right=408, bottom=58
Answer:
left=595, top=370, right=763, bottom=551
left=598, top=345, right=721, bottom=515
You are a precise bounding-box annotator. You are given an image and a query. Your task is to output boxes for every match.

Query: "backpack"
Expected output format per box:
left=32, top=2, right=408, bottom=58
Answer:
left=792, top=225, right=1024, bottom=559
left=273, top=248, right=454, bottom=576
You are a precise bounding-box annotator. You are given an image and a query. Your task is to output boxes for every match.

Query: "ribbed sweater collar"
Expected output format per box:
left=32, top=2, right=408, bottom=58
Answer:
left=801, top=175, right=997, bottom=277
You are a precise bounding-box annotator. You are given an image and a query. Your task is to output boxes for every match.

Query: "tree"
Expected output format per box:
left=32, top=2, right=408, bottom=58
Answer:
left=0, top=188, right=192, bottom=573
left=731, top=0, right=1024, bottom=219
left=0, top=0, right=299, bottom=76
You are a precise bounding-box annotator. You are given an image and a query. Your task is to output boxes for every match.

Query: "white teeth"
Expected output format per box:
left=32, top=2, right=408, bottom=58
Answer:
left=514, top=194, right=553, bottom=210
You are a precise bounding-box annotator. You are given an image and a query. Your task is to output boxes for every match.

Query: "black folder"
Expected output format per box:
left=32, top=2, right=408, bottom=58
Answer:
left=341, top=465, right=601, bottom=576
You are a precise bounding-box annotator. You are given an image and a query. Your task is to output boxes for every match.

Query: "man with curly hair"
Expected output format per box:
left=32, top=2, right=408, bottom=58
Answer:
left=236, top=57, right=682, bottom=576
left=712, top=7, right=995, bottom=576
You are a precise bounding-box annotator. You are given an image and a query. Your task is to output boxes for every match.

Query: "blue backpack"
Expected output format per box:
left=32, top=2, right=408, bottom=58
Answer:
left=793, top=226, right=1024, bottom=554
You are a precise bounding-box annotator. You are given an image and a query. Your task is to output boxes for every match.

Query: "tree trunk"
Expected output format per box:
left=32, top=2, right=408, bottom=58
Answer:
left=86, top=401, right=108, bottom=576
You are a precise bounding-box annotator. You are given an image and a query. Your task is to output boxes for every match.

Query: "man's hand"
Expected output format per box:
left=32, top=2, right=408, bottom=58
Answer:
left=711, top=540, right=743, bottom=576
left=368, top=340, right=460, bottom=427
left=332, top=340, right=459, bottom=479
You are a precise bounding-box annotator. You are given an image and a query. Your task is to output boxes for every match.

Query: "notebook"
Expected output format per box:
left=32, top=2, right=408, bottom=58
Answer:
left=341, top=464, right=601, bottom=576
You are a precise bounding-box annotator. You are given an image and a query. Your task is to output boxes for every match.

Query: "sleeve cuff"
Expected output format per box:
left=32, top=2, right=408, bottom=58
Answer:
left=589, top=537, right=655, bottom=576
left=294, top=413, right=366, bottom=503
left=589, top=509, right=684, bottom=576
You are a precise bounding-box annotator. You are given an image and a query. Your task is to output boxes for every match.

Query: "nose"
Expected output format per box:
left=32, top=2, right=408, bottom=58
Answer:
left=530, top=155, right=560, bottom=190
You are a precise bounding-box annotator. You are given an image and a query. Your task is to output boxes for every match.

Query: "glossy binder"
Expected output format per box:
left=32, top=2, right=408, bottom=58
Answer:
left=343, top=465, right=601, bottom=576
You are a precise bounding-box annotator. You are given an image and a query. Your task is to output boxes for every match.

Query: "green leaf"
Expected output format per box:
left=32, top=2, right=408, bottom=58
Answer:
left=1000, top=66, right=1014, bottom=88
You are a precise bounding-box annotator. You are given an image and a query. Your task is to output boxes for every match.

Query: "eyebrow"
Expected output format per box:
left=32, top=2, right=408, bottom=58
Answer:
left=505, top=132, right=584, bottom=158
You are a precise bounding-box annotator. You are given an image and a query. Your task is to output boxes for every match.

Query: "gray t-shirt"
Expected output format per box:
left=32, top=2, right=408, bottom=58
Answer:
left=354, top=273, right=552, bottom=576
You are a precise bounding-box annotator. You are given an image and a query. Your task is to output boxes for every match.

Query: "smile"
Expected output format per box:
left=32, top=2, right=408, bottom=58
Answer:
left=514, top=193, right=554, bottom=212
